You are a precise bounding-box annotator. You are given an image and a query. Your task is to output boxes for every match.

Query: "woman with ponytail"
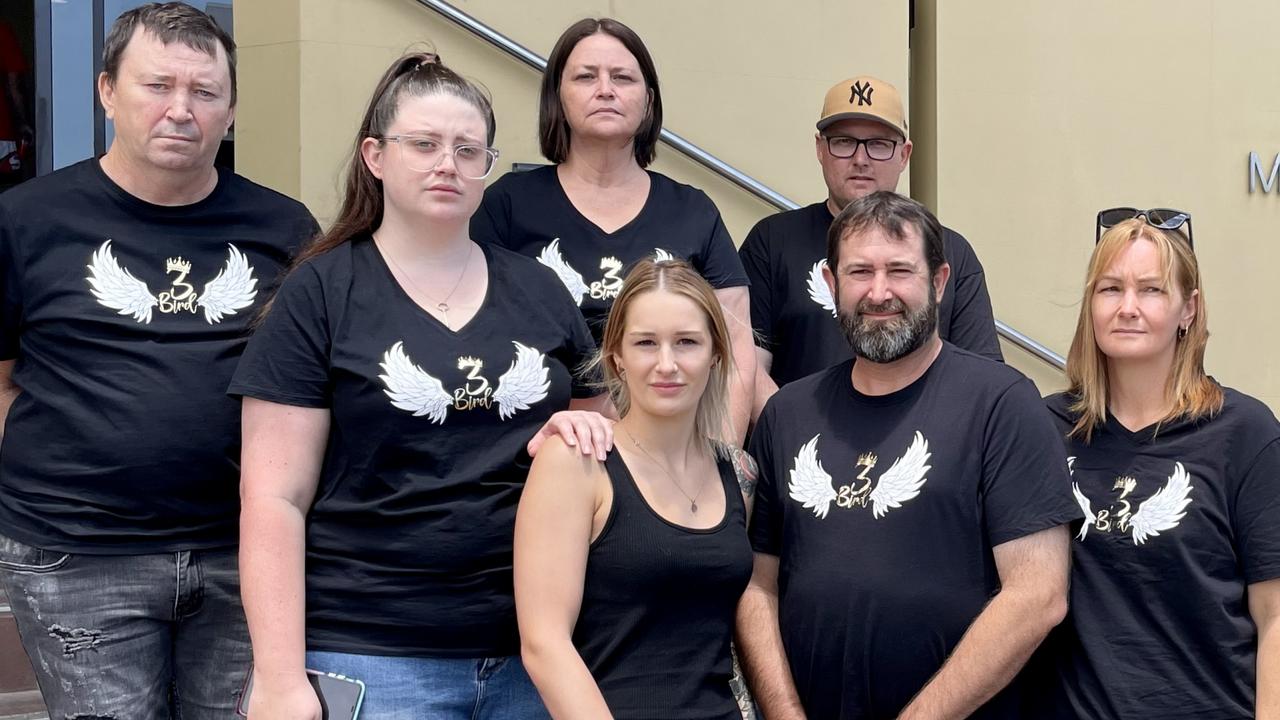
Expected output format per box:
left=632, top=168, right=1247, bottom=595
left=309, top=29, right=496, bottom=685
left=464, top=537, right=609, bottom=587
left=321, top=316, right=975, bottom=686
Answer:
left=232, top=52, right=606, bottom=719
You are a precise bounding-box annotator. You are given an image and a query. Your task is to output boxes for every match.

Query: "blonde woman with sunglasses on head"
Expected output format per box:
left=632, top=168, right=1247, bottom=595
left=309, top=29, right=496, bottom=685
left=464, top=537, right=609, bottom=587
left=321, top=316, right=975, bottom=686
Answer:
left=1033, top=209, right=1280, bottom=720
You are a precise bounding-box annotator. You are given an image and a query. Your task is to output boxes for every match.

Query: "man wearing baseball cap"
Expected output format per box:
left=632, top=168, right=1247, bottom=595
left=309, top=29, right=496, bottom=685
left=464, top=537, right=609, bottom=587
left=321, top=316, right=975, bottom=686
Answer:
left=740, top=75, right=1001, bottom=415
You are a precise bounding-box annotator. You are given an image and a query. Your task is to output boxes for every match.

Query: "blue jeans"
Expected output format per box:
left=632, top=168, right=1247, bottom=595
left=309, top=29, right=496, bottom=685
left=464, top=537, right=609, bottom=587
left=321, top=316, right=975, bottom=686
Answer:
left=0, top=532, right=251, bottom=719
left=306, top=650, right=550, bottom=720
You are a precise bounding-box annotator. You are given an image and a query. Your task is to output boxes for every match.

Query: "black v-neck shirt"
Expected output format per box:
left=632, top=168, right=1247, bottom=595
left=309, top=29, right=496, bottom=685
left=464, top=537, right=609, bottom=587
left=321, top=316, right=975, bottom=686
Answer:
left=229, top=238, right=597, bottom=657
left=472, top=165, right=749, bottom=342
left=1028, top=388, right=1280, bottom=719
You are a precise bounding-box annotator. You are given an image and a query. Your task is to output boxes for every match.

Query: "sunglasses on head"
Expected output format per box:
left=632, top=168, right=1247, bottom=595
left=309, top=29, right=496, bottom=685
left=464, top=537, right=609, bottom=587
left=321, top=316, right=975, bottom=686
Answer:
left=1096, top=207, right=1193, bottom=248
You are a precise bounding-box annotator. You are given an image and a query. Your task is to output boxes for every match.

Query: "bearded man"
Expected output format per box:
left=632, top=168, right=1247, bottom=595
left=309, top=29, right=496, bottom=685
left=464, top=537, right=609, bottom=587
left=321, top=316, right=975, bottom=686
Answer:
left=735, top=191, right=1081, bottom=720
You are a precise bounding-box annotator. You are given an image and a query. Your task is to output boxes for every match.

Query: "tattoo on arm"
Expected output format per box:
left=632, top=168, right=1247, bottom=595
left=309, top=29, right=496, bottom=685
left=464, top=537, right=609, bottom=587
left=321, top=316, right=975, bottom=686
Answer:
left=729, top=445, right=757, bottom=498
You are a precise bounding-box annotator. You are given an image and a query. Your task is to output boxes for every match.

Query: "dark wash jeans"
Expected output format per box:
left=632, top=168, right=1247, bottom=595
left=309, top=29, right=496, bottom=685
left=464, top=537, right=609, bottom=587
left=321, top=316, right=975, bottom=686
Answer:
left=0, top=532, right=250, bottom=719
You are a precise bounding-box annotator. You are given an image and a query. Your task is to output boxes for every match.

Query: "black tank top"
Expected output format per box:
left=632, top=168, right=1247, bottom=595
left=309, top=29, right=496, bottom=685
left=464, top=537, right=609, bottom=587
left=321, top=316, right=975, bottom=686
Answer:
left=573, top=449, right=754, bottom=720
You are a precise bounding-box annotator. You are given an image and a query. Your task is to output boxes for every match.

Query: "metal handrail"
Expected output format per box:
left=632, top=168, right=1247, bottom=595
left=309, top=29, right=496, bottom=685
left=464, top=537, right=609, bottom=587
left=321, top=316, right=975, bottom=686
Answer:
left=416, top=0, right=1067, bottom=372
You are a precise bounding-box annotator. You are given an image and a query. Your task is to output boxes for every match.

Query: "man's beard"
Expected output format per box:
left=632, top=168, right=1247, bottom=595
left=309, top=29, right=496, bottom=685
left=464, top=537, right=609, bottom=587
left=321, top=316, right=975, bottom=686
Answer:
left=838, top=284, right=938, bottom=364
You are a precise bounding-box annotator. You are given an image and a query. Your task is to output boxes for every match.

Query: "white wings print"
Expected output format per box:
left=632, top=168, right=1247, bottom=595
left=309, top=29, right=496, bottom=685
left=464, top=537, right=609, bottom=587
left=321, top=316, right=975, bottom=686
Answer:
left=788, top=434, right=837, bottom=519
left=1068, top=457, right=1098, bottom=541
left=653, top=248, right=676, bottom=262
left=869, top=431, right=932, bottom=519
left=1129, top=462, right=1194, bottom=545
left=806, top=260, right=837, bottom=318
left=378, top=341, right=452, bottom=424
left=197, top=245, right=260, bottom=324
left=493, top=342, right=551, bottom=420
left=537, top=239, right=589, bottom=306
left=86, top=240, right=159, bottom=324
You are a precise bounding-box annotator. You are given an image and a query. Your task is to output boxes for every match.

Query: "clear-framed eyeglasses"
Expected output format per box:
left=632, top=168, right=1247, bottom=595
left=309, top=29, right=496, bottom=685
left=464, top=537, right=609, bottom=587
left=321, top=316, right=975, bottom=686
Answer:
left=380, top=135, right=500, bottom=179
left=823, top=135, right=899, bottom=161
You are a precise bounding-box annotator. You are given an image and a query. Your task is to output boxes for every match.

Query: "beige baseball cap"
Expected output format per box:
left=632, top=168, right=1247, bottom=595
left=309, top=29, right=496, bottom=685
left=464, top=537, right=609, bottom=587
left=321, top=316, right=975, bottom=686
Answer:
left=816, top=76, right=907, bottom=137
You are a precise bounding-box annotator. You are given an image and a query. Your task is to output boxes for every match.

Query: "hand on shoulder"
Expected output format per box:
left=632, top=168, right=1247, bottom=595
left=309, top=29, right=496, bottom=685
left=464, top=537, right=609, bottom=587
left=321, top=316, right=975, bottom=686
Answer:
left=528, top=409, right=615, bottom=461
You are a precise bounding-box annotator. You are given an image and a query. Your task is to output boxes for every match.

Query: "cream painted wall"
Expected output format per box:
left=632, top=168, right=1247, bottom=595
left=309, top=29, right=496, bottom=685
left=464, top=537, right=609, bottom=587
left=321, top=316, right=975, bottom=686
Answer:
left=918, top=0, right=1280, bottom=408
left=235, top=0, right=908, bottom=243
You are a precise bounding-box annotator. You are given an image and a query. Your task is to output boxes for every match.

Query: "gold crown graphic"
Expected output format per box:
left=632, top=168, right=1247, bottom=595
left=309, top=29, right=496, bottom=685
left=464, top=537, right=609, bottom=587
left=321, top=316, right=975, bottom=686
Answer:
left=1113, top=475, right=1138, bottom=491
left=166, top=257, right=192, bottom=274
left=856, top=452, right=878, bottom=467
left=457, top=356, right=483, bottom=370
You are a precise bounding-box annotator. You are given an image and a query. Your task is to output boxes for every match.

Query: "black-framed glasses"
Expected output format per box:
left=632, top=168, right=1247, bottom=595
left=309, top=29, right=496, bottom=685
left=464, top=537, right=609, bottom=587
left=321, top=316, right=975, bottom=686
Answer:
left=1096, top=207, right=1193, bottom=248
left=823, top=135, right=899, bottom=161
left=380, top=135, right=500, bottom=179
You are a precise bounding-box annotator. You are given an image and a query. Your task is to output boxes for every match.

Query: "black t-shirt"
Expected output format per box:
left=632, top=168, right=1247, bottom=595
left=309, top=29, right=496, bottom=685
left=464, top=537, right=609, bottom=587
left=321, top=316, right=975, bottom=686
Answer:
left=229, top=239, right=597, bottom=658
left=472, top=165, right=749, bottom=342
left=748, top=343, right=1080, bottom=719
left=1032, top=389, right=1280, bottom=720
left=0, top=158, right=316, bottom=553
left=739, top=201, right=1003, bottom=386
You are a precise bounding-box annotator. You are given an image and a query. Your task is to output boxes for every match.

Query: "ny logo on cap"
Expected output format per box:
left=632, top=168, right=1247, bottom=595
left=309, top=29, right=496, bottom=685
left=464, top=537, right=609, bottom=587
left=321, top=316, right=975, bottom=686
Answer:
left=850, top=80, right=874, bottom=106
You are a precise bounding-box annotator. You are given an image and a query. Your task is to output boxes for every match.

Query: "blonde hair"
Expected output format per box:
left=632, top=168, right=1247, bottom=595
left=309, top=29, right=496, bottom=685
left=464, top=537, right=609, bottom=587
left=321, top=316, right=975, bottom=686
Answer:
left=1065, top=218, right=1222, bottom=440
left=591, top=258, right=734, bottom=449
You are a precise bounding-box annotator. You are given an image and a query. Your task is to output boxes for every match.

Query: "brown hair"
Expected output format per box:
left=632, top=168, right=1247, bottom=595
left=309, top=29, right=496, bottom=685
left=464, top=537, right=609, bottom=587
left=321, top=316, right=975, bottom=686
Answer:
left=539, top=18, right=663, bottom=167
left=103, top=2, right=237, bottom=105
left=827, top=190, right=946, bottom=277
left=592, top=258, right=733, bottom=448
left=255, top=53, right=494, bottom=325
left=1065, top=218, right=1222, bottom=440
left=291, top=52, right=495, bottom=269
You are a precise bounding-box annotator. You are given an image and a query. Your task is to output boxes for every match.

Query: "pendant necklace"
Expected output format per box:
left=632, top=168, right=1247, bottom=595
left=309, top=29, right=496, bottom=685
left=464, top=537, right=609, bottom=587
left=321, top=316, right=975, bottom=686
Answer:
left=377, top=235, right=474, bottom=325
left=623, top=426, right=705, bottom=513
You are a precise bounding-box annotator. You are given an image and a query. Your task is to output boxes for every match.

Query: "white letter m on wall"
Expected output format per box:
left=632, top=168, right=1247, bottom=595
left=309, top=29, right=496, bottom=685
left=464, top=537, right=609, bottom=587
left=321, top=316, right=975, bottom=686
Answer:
left=1250, top=152, right=1280, bottom=193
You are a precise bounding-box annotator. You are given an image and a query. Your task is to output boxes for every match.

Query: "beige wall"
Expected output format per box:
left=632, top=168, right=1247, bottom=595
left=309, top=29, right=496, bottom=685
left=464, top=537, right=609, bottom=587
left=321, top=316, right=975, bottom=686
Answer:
left=235, top=0, right=908, bottom=242
left=913, top=0, right=1280, bottom=408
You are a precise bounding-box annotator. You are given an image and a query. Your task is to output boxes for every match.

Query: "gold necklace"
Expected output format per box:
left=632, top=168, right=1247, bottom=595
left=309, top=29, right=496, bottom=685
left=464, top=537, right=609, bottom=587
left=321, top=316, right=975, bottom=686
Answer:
left=622, top=426, right=706, bottom=513
left=376, top=236, right=475, bottom=324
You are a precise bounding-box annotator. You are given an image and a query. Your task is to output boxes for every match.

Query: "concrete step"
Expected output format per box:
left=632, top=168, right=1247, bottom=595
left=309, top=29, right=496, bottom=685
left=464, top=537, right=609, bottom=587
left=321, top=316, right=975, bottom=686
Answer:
left=0, top=587, right=46, bottom=719
left=0, top=689, right=46, bottom=719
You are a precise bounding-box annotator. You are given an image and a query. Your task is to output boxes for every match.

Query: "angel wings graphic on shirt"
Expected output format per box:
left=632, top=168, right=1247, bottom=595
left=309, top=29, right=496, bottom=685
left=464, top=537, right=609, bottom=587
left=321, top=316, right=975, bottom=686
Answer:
left=85, top=240, right=259, bottom=324
left=537, top=239, right=590, bottom=306
left=1070, top=456, right=1195, bottom=545
left=537, top=239, right=680, bottom=305
left=788, top=431, right=932, bottom=519
left=806, top=260, right=837, bottom=318
left=378, top=340, right=550, bottom=424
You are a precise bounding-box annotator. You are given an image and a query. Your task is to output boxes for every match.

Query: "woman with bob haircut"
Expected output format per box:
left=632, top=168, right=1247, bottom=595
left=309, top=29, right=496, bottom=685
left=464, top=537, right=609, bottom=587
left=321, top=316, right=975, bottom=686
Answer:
left=1037, top=211, right=1280, bottom=719
left=514, top=258, right=756, bottom=720
left=232, top=52, right=609, bottom=719
left=472, top=17, right=756, bottom=447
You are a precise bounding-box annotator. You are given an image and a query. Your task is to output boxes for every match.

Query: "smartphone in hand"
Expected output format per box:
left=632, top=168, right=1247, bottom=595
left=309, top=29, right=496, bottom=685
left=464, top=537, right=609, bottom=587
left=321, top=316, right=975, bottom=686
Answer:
left=237, top=668, right=366, bottom=720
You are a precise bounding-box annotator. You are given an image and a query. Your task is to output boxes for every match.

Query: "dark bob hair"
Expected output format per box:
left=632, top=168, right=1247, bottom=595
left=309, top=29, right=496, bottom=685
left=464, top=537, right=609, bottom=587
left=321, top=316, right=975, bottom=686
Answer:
left=539, top=18, right=663, bottom=167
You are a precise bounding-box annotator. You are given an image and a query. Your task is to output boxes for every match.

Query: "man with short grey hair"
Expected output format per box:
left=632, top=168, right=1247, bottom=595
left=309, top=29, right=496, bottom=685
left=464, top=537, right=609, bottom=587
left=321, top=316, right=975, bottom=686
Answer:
left=0, top=4, right=315, bottom=716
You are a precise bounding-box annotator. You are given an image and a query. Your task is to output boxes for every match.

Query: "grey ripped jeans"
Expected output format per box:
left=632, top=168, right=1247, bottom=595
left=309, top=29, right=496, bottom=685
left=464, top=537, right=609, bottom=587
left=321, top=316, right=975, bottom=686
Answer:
left=0, top=532, right=251, bottom=719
